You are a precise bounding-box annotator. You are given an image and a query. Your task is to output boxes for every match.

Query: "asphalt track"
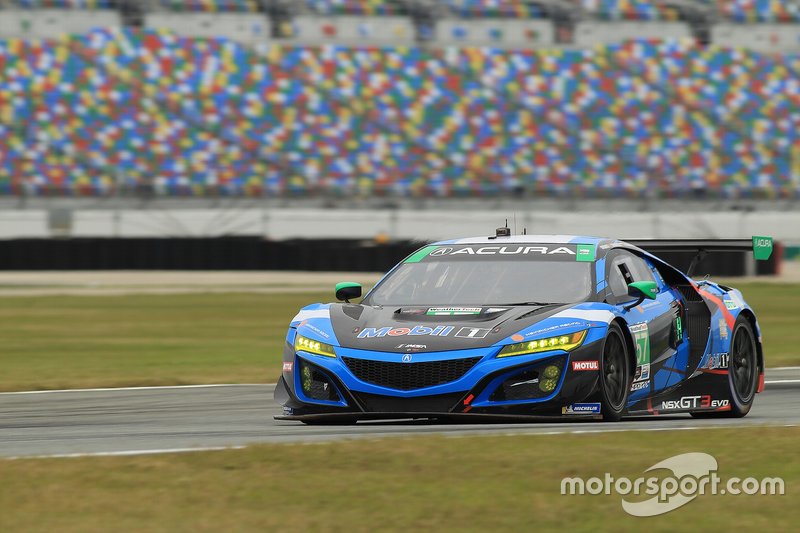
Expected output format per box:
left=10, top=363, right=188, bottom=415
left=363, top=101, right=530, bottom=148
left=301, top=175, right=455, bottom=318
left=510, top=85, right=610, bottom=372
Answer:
left=1, top=369, right=799, bottom=459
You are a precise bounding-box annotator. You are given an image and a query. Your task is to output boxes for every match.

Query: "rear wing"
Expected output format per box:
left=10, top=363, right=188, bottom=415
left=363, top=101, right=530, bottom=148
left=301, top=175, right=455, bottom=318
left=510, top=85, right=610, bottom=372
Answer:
left=624, top=236, right=774, bottom=277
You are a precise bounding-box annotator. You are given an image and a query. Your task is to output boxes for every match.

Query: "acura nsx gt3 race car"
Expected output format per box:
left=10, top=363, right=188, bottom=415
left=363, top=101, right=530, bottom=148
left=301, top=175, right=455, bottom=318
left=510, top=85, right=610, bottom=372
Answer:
left=274, top=232, right=773, bottom=423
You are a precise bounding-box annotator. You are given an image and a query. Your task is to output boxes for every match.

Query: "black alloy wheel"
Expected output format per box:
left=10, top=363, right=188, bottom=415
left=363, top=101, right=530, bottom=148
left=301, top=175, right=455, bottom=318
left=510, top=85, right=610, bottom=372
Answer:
left=600, top=322, right=631, bottom=422
left=728, top=316, right=759, bottom=417
left=691, top=315, right=758, bottom=419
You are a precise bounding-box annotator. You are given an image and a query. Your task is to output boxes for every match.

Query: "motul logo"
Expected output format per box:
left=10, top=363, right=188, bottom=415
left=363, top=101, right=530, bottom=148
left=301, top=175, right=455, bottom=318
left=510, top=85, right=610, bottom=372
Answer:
left=572, top=361, right=599, bottom=371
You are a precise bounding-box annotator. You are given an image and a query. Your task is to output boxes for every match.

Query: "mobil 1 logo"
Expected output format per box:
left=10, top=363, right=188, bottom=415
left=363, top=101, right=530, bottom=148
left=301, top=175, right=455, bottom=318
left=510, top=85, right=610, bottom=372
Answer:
left=455, top=327, right=491, bottom=339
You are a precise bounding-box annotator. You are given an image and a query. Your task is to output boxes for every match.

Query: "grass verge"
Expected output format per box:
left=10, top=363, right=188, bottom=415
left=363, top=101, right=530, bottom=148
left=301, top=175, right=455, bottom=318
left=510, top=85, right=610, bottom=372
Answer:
left=0, top=282, right=797, bottom=392
left=0, top=291, right=326, bottom=391
left=0, top=427, right=796, bottom=532
left=716, top=281, right=800, bottom=368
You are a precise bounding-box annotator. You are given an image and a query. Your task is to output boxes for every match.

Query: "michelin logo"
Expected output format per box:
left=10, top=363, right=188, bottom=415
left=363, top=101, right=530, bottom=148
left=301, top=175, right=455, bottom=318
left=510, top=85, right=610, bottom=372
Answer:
left=562, top=403, right=602, bottom=415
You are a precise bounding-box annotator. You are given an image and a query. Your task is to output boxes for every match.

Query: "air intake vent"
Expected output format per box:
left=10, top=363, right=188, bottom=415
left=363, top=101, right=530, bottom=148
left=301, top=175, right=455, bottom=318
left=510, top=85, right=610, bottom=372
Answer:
left=489, top=357, right=566, bottom=402
left=677, top=285, right=704, bottom=303
left=298, top=359, right=341, bottom=402
left=342, top=357, right=481, bottom=391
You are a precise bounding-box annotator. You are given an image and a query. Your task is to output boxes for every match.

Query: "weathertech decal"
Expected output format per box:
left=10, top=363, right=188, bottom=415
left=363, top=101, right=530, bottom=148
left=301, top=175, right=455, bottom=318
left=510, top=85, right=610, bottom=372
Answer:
left=426, top=307, right=482, bottom=316
left=357, top=325, right=454, bottom=339
left=572, top=360, right=599, bottom=371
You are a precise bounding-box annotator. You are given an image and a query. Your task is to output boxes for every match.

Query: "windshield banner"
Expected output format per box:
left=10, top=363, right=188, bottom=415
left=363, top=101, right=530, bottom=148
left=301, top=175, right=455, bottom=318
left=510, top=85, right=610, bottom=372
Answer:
left=408, top=245, right=585, bottom=262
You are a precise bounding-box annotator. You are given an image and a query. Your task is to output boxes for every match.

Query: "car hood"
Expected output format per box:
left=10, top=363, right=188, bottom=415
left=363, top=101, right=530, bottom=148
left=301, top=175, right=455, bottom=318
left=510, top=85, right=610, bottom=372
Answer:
left=326, top=303, right=580, bottom=353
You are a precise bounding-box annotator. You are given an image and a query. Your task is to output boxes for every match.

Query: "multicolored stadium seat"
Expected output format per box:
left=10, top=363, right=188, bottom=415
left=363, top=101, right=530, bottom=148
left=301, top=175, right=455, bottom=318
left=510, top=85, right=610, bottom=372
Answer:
left=441, top=1, right=546, bottom=18
left=577, top=1, right=800, bottom=23
left=304, top=0, right=408, bottom=16
left=302, top=1, right=547, bottom=17
left=0, top=29, right=798, bottom=198
left=575, top=0, right=682, bottom=21
left=715, top=0, right=800, bottom=23
left=12, top=0, right=116, bottom=7
left=156, top=0, right=262, bottom=12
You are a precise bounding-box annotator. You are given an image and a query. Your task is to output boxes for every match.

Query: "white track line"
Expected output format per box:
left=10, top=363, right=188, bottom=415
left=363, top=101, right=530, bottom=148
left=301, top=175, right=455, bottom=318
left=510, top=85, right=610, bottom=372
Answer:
left=445, top=423, right=800, bottom=441
left=766, top=379, right=800, bottom=385
left=0, top=383, right=272, bottom=395
left=4, top=445, right=246, bottom=460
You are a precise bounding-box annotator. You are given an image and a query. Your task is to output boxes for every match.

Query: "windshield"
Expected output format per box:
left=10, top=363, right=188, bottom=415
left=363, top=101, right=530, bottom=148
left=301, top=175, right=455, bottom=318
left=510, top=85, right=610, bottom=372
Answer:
left=365, top=244, right=594, bottom=306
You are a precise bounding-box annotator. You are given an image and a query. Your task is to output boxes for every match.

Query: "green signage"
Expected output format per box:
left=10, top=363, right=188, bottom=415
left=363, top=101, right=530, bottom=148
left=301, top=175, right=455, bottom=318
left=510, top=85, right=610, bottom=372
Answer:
left=576, top=244, right=596, bottom=262
left=752, top=236, right=773, bottom=261
left=630, top=322, right=650, bottom=367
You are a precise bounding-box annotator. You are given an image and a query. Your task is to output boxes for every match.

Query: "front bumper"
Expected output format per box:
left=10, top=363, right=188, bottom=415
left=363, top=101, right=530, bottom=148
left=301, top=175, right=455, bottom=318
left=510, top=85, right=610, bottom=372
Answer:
left=274, top=337, right=605, bottom=421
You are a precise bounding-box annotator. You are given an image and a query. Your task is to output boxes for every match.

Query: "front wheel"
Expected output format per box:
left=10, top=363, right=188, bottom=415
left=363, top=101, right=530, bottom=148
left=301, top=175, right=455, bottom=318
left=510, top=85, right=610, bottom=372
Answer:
left=599, top=323, right=631, bottom=422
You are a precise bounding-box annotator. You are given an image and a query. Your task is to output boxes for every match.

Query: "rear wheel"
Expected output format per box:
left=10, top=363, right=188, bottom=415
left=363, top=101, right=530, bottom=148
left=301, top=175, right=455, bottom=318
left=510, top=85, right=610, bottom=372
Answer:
left=691, top=316, right=758, bottom=419
left=600, top=323, right=631, bottom=422
left=729, top=317, right=759, bottom=417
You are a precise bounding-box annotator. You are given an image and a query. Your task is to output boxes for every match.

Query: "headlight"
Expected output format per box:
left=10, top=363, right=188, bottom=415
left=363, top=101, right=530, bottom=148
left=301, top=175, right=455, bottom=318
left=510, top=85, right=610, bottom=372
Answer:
left=497, top=330, right=587, bottom=358
left=294, top=334, right=337, bottom=358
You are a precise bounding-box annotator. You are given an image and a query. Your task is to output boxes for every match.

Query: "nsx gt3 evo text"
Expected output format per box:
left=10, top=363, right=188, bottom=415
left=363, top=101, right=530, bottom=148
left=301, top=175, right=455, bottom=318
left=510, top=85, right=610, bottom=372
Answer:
left=274, top=233, right=773, bottom=423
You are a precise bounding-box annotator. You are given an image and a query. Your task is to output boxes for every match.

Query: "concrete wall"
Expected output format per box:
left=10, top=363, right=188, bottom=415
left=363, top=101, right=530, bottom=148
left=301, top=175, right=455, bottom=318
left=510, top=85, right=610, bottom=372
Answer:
left=573, top=21, right=691, bottom=46
left=712, top=24, right=800, bottom=54
left=287, top=16, right=415, bottom=46
left=0, top=9, right=120, bottom=38
left=434, top=19, right=554, bottom=48
left=1, top=208, right=798, bottom=243
left=144, top=12, right=269, bottom=44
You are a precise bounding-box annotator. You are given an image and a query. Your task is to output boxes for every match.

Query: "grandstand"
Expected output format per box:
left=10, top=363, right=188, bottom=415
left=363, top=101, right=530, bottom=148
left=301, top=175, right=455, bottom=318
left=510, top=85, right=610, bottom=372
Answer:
left=0, top=0, right=799, bottom=201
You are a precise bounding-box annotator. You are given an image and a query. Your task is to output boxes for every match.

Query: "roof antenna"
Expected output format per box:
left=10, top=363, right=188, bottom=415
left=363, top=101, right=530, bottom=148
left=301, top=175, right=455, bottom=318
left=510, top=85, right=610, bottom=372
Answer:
left=523, top=227, right=527, bottom=235
left=493, top=219, right=511, bottom=238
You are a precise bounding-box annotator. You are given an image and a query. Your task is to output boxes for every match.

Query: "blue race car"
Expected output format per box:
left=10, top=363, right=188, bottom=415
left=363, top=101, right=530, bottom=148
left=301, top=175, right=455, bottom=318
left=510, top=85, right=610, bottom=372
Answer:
left=274, top=232, right=773, bottom=423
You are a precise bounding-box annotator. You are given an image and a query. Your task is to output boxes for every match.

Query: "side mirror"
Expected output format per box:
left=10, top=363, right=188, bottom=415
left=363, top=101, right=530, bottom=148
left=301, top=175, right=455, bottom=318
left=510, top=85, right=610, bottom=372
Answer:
left=335, top=282, right=362, bottom=303
left=623, top=280, right=658, bottom=311
left=628, top=281, right=658, bottom=301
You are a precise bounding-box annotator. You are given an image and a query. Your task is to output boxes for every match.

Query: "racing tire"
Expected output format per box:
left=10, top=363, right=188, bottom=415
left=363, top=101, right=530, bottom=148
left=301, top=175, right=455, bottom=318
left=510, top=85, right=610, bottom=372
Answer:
left=691, top=316, right=758, bottom=419
left=599, top=322, right=631, bottom=422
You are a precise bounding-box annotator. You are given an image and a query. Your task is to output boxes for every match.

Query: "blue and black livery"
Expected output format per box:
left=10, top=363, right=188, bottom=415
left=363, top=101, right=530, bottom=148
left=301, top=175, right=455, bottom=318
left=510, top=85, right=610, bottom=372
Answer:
left=274, top=233, right=772, bottom=423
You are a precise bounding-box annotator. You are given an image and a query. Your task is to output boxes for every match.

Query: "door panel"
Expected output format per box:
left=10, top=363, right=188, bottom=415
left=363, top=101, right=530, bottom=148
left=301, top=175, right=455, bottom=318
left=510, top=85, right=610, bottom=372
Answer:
left=605, top=250, right=680, bottom=396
